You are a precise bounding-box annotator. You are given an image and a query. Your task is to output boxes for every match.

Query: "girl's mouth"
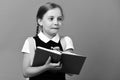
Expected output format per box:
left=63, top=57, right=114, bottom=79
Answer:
left=51, top=28, right=59, bottom=30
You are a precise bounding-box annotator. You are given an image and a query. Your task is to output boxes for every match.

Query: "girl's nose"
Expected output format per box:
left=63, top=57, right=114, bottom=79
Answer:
left=53, top=19, right=59, bottom=25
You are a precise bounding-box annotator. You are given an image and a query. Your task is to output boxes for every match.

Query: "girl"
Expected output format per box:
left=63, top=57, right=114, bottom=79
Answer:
left=21, top=2, right=74, bottom=80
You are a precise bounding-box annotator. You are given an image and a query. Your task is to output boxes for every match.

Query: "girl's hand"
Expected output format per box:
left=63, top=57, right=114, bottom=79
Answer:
left=51, top=46, right=61, bottom=52
left=45, top=56, right=62, bottom=70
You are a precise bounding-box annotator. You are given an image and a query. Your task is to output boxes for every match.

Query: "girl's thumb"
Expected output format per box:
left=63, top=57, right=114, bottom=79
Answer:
left=46, top=56, right=51, bottom=64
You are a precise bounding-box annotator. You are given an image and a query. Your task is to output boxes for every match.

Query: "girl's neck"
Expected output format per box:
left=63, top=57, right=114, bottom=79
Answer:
left=42, top=31, right=56, bottom=39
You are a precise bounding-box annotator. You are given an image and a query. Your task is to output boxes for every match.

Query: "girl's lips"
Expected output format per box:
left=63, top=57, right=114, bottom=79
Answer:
left=51, top=28, right=59, bottom=29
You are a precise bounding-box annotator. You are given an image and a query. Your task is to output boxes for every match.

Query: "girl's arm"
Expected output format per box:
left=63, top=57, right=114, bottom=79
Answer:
left=22, top=53, right=61, bottom=78
left=63, top=48, right=73, bottom=53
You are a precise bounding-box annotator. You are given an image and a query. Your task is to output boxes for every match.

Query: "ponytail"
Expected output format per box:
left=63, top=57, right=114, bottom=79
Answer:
left=36, top=24, right=40, bottom=36
left=36, top=23, right=43, bottom=36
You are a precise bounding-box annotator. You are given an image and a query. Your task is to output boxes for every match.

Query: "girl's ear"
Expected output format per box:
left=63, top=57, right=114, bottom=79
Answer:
left=38, top=19, right=43, bottom=26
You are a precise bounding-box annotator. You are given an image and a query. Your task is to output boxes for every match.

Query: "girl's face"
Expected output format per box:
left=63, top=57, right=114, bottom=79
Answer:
left=39, top=8, right=63, bottom=38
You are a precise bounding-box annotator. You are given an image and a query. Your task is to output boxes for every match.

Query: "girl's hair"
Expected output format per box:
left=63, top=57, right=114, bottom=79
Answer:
left=36, top=2, right=64, bottom=36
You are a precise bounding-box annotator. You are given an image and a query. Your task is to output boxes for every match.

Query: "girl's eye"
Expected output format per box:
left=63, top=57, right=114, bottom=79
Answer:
left=57, top=17, right=63, bottom=21
left=49, top=17, right=54, bottom=21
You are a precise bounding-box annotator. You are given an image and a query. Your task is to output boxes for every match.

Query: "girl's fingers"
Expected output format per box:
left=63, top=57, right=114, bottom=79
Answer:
left=45, top=57, right=62, bottom=70
left=45, top=56, right=51, bottom=64
left=50, top=61, right=60, bottom=66
left=50, top=62, right=62, bottom=70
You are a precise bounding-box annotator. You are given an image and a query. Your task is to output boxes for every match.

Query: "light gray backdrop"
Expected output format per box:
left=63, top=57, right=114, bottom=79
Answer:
left=0, top=0, right=120, bottom=80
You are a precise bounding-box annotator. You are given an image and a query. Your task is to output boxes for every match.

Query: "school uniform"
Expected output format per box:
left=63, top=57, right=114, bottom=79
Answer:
left=21, top=31, right=74, bottom=80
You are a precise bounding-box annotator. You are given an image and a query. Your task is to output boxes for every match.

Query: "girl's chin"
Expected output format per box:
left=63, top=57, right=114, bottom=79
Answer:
left=51, top=30, right=59, bottom=34
left=50, top=32, right=58, bottom=36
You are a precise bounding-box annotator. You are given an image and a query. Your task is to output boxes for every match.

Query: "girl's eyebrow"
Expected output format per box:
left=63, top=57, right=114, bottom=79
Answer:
left=58, top=15, right=62, bottom=17
left=48, top=15, right=63, bottom=19
left=49, top=16, right=54, bottom=17
left=48, top=15, right=62, bottom=17
left=48, top=16, right=54, bottom=18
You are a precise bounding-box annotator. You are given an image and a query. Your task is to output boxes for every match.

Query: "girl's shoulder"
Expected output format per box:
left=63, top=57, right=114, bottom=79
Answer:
left=60, top=35, right=74, bottom=51
left=21, top=36, right=36, bottom=54
left=25, top=36, right=36, bottom=43
left=26, top=36, right=36, bottom=49
left=60, top=35, right=73, bottom=42
left=26, top=36, right=34, bottom=41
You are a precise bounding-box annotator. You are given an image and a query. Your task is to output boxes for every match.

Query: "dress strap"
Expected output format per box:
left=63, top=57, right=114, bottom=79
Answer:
left=33, top=36, right=40, bottom=47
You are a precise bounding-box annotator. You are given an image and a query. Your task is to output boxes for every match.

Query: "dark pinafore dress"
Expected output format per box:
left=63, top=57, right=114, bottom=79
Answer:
left=29, top=35, right=65, bottom=80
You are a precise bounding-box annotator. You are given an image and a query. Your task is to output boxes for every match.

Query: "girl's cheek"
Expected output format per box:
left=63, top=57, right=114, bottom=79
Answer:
left=58, top=22, right=62, bottom=26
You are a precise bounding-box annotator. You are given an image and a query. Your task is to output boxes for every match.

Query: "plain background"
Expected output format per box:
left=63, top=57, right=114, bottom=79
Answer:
left=0, top=0, right=120, bottom=80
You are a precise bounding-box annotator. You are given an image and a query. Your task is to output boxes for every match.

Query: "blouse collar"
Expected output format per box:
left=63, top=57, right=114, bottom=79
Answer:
left=38, top=31, right=60, bottom=43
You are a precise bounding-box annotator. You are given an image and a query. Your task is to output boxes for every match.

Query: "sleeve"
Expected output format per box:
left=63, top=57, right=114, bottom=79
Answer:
left=64, top=36, right=74, bottom=50
left=21, top=37, right=35, bottom=54
left=21, top=38, right=30, bottom=53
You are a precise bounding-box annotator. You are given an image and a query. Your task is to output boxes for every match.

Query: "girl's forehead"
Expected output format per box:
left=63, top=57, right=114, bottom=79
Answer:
left=44, top=8, right=62, bottom=17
